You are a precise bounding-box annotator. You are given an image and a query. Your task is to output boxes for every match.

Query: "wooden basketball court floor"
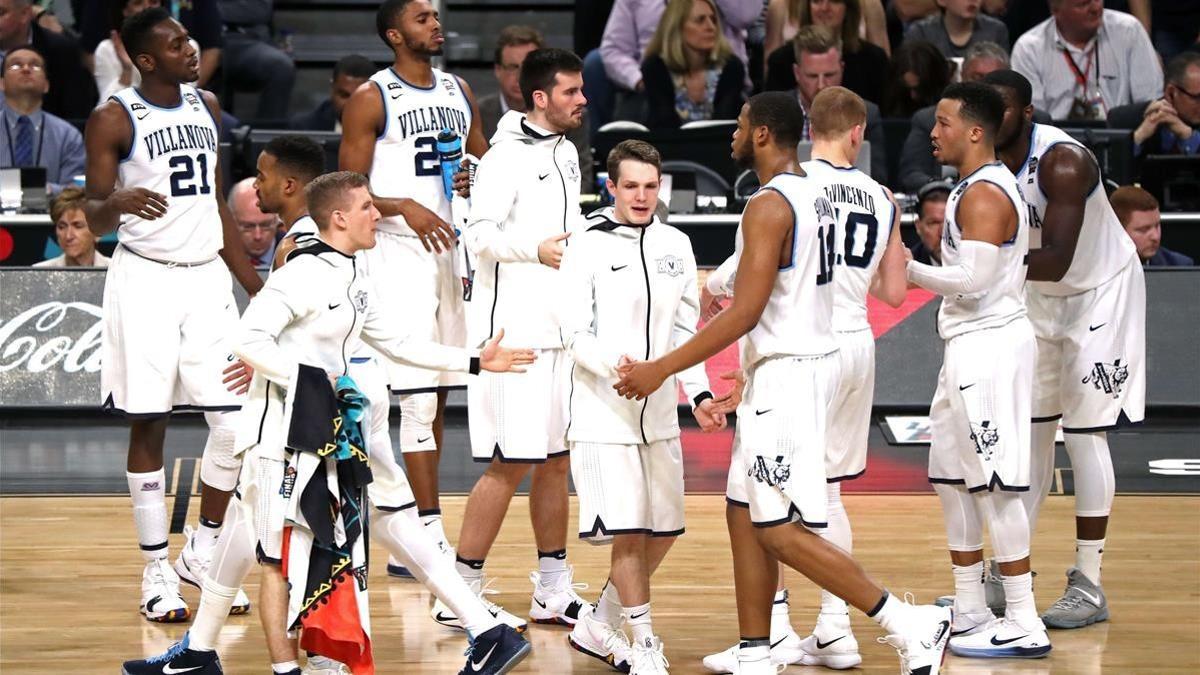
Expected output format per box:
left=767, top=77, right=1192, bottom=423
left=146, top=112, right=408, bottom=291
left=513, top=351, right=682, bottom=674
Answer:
left=2, top=493, right=1197, bottom=673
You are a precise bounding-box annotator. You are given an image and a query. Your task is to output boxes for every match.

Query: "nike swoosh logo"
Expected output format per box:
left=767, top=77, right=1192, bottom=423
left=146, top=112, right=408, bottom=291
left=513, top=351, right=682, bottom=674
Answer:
left=534, top=598, right=548, bottom=609
left=770, top=636, right=786, bottom=649
left=990, top=633, right=1028, bottom=646
left=755, top=409, right=772, bottom=416
left=417, top=436, right=432, bottom=444
left=815, top=635, right=846, bottom=649
left=959, top=383, right=975, bottom=391
left=629, top=610, right=648, bottom=619
left=611, top=265, right=627, bottom=271
left=1089, top=323, right=1106, bottom=331
left=1074, top=588, right=1103, bottom=605
left=434, top=611, right=458, bottom=622
left=933, top=620, right=950, bottom=645
left=471, top=643, right=498, bottom=670
left=539, top=173, right=550, bottom=180
left=162, top=666, right=204, bottom=674
left=328, top=303, right=341, bottom=310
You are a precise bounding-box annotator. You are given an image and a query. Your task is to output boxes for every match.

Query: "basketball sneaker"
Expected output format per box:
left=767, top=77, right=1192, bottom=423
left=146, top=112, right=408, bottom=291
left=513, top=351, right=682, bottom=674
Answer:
left=457, top=624, right=531, bottom=674
left=386, top=555, right=416, bottom=580
left=1041, top=567, right=1109, bottom=629
left=876, top=603, right=952, bottom=675
left=122, top=633, right=221, bottom=674
left=794, top=612, right=862, bottom=669
left=935, top=558, right=1006, bottom=617
left=529, top=568, right=590, bottom=626
left=949, top=616, right=1052, bottom=658
left=629, top=636, right=669, bottom=675
left=949, top=607, right=995, bottom=638
left=568, top=611, right=632, bottom=672
left=303, top=654, right=350, bottom=674
left=140, top=558, right=190, bottom=622
left=432, top=575, right=528, bottom=633
left=174, top=525, right=252, bottom=614
left=701, top=608, right=803, bottom=672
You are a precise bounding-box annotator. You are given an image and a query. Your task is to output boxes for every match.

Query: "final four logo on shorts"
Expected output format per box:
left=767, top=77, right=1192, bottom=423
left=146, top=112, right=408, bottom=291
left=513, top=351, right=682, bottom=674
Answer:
left=656, top=255, right=684, bottom=277
left=749, top=455, right=791, bottom=488
left=970, top=420, right=999, bottom=460
left=353, top=290, right=368, bottom=314
left=352, top=564, right=369, bottom=591
left=280, top=465, right=297, bottom=498
left=441, top=77, right=457, bottom=94
left=183, top=91, right=201, bottom=111
left=1082, top=359, right=1128, bottom=398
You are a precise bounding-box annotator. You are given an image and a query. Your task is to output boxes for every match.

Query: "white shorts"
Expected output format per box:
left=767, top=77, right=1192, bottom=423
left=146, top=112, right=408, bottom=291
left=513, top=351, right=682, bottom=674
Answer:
left=361, top=230, right=467, bottom=393
left=928, top=319, right=1036, bottom=492
left=469, top=348, right=570, bottom=463
left=827, top=329, right=875, bottom=482
left=101, top=246, right=241, bottom=416
left=348, top=356, right=416, bottom=511
left=235, top=451, right=290, bottom=564
left=1028, top=258, right=1146, bottom=431
left=571, top=438, right=685, bottom=543
left=726, top=354, right=839, bottom=528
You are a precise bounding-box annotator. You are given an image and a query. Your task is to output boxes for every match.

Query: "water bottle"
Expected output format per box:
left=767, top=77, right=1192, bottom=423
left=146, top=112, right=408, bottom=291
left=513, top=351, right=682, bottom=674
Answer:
left=436, top=129, right=463, bottom=202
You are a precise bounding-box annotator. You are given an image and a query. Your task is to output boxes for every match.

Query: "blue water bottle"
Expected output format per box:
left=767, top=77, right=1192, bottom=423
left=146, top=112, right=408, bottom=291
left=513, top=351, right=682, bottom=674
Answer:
left=437, top=129, right=463, bottom=201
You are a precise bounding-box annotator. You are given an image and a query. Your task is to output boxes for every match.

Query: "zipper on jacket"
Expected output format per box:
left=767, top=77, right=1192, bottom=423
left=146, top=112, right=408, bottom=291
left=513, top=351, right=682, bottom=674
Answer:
left=488, top=262, right=500, bottom=341
left=339, top=259, right=356, bottom=376
left=554, top=136, right=567, bottom=235
left=638, top=228, right=650, bottom=444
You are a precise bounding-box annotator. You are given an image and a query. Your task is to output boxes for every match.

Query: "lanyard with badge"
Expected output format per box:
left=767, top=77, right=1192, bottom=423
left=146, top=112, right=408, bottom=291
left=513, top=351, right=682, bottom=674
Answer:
left=1062, top=39, right=1106, bottom=120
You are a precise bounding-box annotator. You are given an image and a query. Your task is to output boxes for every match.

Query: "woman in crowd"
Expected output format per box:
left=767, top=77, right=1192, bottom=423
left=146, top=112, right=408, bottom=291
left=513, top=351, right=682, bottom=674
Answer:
left=882, top=39, right=951, bottom=117
left=905, top=0, right=1010, bottom=59
left=763, top=0, right=890, bottom=104
left=765, top=0, right=890, bottom=58
left=35, top=187, right=109, bottom=268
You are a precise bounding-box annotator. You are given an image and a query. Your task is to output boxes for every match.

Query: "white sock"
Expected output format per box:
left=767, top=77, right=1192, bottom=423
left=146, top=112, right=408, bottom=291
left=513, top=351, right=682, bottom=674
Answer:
left=537, top=549, right=568, bottom=587
left=737, top=641, right=770, bottom=663
left=271, top=661, right=299, bottom=674
left=952, top=561, right=987, bottom=614
left=190, top=577, right=238, bottom=651
left=868, top=592, right=913, bottom=635
left=1076, top=539, right=1104, bottom=585
left=420, top=510, right=449, bottom=548
left=819, top=484, right=852, bottom=615
left=128, top=469, right=169, bottom=561
left=625, top=602, right=653, bottom=647
left=1001, top=572, right=1039, bottom=629
left=193, top=516, right=222, bottom=558
left=595, top=580, right=623, bottom=628
left=769, top=589, right=791, bottom=642
left=456, top=557, right=484, bottom=586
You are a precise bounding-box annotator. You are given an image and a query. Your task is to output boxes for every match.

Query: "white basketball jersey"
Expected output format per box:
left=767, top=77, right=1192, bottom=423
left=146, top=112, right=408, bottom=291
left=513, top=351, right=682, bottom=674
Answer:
left=110, top=85, right=220, bottom=263
left=1016, top=123, right=1136, bottom=296
left=284, top=214, right=318, bottom=240
left=740, top=172, right=839, bottom=367
left=802, top=158, right=894, bottom=332
left=938, top=162, right=1029, bottom=340
left=369, top=67, right=472, bottom=236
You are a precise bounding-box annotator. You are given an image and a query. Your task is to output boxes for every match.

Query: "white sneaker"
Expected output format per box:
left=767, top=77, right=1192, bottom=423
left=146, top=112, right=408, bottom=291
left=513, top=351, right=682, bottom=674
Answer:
left=140, top=558, right=190, bottom=623
left=568, top=611, right=632, bottom=672
left=529, top=567, right=591, bottom=626
left=949, top=617, right=1052, bottom=659
left=629, top=636, right=669, bottom=675
left=302, top=654, right=350, bottom=674
left=173, top=525, right=252, bottom=615
left=795, top=612, right=862, bottom=669
left=431, top=575, right=528, bottom=633
left=877, top=602, right=952, bottom=675
left=950, top=606, right=995, bottom=638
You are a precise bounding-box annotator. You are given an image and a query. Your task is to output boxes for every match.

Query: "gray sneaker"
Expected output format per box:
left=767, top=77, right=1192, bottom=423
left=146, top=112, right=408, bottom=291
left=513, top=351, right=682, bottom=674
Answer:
left=1041, top=567, right=1109, bottom=629
left=935, top=558, right=1007, bottom=617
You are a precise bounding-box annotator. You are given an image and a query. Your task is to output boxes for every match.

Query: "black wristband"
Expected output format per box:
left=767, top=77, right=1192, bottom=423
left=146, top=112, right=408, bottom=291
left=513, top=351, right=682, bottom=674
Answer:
left=692, top=391, right=714, bottom=408
left=469, top=356, right=481, bottom=375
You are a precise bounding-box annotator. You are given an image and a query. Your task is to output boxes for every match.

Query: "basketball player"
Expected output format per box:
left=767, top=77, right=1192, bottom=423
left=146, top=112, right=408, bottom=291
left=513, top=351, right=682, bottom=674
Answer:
left=906, top=82, right=1050, bottom=658
left=560, top=140, right=726, bottom=675
left=445, top=47, right=591, bottom=630
left=615, top=92, right=952, bottom=675
left=83, top=7, right=259, bottom=623
left=339, top=0, right=489, bottom=571
left=986, top=69, right=1145, bottom=629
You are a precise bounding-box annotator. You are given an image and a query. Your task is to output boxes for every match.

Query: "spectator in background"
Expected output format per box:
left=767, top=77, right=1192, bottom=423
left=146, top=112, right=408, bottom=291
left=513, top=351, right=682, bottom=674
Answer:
left=93, top=0, right=210, bottom=101
left=1150, top=0, right=1200, bottom=62
left=217, top=0, right=295, bottom=121
left=764, top=0, right=891, bottom=60
left=0, top=0, right=97, bottom=119
left=228, top=177, right=280, bottom=267
left=641, top=0, right=746, bottom=129
left=1111, top=185, right=1195, bottom=266
left=34, top=186, right=109, bottom=267
left=79, top=0, right=223, bottom=88
left=1010, top=0, right=1161, bottom=121
left=909, top=179, right=950, bottom=265
left=585, top=0, right=758, bottom=133
left=0, top=46, right=84, bottom=193
left=882, top=38, right=950, bottom=117
left=288, top=54, right=372, bottom=132
left=788, top=26, right=888, bottom=182
left=905, top=0, right=1009, bottom=59
left=764, top=0, right=890, bottom=104
left=477, top=26, right=593, bottom=186
left=1108, top=52, right=1200, bottom=159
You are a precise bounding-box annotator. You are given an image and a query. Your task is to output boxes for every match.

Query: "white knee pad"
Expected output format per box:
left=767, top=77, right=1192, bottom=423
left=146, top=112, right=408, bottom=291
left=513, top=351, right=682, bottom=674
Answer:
left=821, top=482, right=853, bottom=553
left=976, top=490, right=1030, bottom=563
left=1022, top=421, right=1058, bottom=530
left=1065, top=432, right=1115, bottom=518
left=397, top=392, right=437, bottom=454
left=200, top=410, right=241, bottom=492
left=934, top=483, right=984, bottom=553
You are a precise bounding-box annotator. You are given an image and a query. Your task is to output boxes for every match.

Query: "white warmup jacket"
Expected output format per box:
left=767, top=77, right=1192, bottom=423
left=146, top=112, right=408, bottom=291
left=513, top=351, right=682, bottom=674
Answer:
left=463, top=110, right=585, bottom=349
left=558, top=207, right=712, bottom=445
left=233, top=239, right=481, bottom=460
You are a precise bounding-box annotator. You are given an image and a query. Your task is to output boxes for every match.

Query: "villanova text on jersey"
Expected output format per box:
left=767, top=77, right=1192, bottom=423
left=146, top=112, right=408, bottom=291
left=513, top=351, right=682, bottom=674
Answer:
left=394, top=104, right=469, bottom=139
left=141, top=123, right=218, bottom=161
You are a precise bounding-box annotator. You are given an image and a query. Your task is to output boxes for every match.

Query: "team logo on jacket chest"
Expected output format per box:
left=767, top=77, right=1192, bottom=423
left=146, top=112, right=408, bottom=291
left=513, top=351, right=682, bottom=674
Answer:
left=1082, top=359, right=1128, bottom=398
left=564, top=159, right=580, bottom=182
left=353, top=290, right=368, bottom=314
left=969, top=420, right=999, bottom=460
left=656, top=255, right=684, bottom=277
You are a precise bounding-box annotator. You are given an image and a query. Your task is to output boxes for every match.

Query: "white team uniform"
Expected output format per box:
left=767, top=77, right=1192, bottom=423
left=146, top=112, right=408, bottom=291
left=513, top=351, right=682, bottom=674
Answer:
left=803, top=158, right=897, bottom=482
left=1016, top=123, right=1146, bottom=432
left=559, top=207, right=710, bottom=542
left=725, top=173, right=841, bottom=528
left=927, top=163, right=1037, bottom=492
left=363, top=66, right=472, bottom=395
left=464, top=111, right=584, bottom=462
left=100, top=85, right=240, bottom=416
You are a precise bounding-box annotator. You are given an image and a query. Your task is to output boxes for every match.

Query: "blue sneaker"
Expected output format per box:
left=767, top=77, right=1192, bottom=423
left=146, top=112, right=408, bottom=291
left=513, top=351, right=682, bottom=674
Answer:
left=458, top=624, right=531, bottom=675
left=122, top=633, right=223, bottom=675
left=387, top=559, right=416, bottom=579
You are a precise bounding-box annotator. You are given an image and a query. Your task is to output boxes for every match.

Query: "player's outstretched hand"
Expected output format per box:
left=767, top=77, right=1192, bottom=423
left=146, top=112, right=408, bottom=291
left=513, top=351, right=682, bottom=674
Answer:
left=693, top=398, right=727, bottom=432
left=699, top=286, right=726, bottom=322
left=400, top=199, right=456, bottom=254
left=480, top=328, right=537, bottom=373
left=537, top=232, right=571, bottom=269
left=614, top=359, right=667, bottom=400
left=112, top=187, right=168, bottom=220
left=222, top=359, right=253, bottom=395
left=710, top=369, right=744, bottom=415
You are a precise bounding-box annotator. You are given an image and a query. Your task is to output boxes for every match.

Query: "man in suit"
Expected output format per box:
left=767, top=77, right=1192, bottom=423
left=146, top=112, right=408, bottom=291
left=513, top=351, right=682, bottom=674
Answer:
left=0, top=0, right=97, bottom=120
left=288, top=54, right=374, bottom=132
left=0, top=46, right=84, bottom=193
left=1111, top=185, right=1195, bottom=266
left=1108, top=52, right=1200, bottom=160
left=477, top=25, right=593, bottom=188
left=909, top=180, right=950, bottom=266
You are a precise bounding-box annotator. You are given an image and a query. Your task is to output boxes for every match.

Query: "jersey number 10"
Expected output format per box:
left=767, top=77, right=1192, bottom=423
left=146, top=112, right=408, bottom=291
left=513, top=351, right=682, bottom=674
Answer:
left=168, top=154, right=212, bottom=197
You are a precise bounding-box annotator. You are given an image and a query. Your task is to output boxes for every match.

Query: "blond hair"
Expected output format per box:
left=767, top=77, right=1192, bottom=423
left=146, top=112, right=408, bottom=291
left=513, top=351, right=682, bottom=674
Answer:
left=645, top=0, right=733, bottom=74
left=809, top=86, right=867, bottom=139
left=50, top=186, right=86, bottom=224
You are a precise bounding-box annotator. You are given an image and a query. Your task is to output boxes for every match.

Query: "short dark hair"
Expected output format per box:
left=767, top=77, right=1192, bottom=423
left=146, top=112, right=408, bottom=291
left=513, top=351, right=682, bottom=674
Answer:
left=1166, top=51, right=1200, bottom=88
left=120, top=7, right=175, bottom=62
left=305, top=171, right=371, bottom=230
left=333, top=54, right=375, bottom=81
left=793, top=25, right=840, bottom=65
left=1, top=44, right=44, bottom=72
left=376, top=0, right=416, bottom=46
left=940, top=82, right=1005, bottom=138
left=518, top=48, right=583, bottom=109
left=263, top=136, right=326, bottom=183
left=607, top=140, right=662, bottom=181
left=494, top=25, right=543, bottom=64
left=747, top=91, right=804, bottom=148
left=917, top=181, right=951, bottom=218
left=981, top=69, right=1033, bottom=110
